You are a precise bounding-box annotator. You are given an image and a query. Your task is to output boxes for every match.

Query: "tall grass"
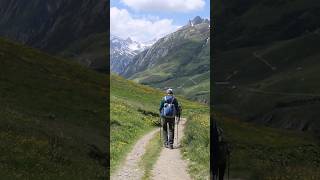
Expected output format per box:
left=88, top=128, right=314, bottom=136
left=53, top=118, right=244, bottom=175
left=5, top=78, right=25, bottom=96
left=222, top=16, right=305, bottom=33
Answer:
left=183, top=113, right=210, bottom=180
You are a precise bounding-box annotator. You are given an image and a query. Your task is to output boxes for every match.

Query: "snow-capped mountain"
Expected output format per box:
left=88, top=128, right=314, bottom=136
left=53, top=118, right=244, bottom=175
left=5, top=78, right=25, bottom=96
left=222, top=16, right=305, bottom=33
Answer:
left=110, top=35, right=151, bottom=74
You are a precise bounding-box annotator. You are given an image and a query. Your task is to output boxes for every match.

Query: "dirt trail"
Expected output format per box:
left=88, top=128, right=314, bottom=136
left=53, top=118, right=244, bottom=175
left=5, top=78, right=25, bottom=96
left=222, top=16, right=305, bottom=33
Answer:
left=111, top=129, right=159, bottom=180
left=151, top=118, right=191, bottom=180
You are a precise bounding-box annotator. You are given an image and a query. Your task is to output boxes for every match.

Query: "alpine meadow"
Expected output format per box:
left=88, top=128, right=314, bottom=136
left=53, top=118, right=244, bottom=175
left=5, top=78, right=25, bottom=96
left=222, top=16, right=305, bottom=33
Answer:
left=0, top=37, right=108, bottom=179
left=110, top=74, right=210, bottom=179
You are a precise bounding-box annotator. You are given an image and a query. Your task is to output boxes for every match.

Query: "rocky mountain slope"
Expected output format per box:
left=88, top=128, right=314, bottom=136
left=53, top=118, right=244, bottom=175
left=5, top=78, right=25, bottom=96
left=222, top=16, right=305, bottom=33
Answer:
left=110, top=35, right=150, bottom=74
left=213, top=0, right=320, bottom=134
left=0, top=0, right=108, bottom=71
left=122, top=16, right=210, bottom=102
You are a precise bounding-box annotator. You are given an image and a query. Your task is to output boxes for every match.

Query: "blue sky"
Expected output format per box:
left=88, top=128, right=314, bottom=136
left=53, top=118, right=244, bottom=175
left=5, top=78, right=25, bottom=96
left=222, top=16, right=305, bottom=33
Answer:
left=110, top=0, right=210, bottom=42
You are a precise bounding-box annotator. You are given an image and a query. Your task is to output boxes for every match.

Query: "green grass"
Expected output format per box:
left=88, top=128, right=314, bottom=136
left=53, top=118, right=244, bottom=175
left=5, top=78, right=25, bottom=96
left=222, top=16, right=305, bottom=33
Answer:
left=139, top=133, right=162, bottom=180
left=216, top=113, right=320, bottom=180
left=110, top=96, right=158, bottom=173
left=0, top=37, right=107, bottom=179
left=182, top=114, right=210, bottom=180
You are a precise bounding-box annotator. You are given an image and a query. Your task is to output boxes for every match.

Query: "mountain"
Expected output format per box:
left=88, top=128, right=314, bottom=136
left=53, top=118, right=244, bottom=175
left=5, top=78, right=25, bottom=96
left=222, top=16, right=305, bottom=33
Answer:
left=122, top=16, right=210, bottom=102
left=110, top=35, right=150, bottom=74
left=0, top=37, right=108, bottom=178
left=213, top=0, right=320, bottom=134
left=0, top=0, right=108, bottom=71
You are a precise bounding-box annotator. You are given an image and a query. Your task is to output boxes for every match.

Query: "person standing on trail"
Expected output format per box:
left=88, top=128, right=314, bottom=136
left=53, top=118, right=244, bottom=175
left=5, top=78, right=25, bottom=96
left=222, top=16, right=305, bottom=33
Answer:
left=159, top=88, right=181, bottom=149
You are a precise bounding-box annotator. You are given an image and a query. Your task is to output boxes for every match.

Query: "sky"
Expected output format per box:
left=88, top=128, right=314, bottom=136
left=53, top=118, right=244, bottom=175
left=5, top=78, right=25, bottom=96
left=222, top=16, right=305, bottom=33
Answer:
left=110, top=0, right=210, bottom=43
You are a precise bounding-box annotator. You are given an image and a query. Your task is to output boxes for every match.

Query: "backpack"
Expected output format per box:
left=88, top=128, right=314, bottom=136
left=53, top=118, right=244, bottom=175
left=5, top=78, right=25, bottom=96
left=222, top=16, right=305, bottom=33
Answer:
left=161, top=96, right=176, bottom=118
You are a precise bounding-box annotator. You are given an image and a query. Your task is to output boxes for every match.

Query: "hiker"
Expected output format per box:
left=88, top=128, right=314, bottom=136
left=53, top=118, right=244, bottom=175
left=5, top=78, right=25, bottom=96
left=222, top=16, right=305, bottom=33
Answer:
left=213, top=121, right=230, bottom=180
left=159, top=88, right=181, bottom=149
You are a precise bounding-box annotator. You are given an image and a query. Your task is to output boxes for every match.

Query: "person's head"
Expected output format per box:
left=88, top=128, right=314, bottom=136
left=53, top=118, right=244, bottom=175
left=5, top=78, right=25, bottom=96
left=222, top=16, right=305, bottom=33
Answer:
left=166, top=88, right=173, bottom=95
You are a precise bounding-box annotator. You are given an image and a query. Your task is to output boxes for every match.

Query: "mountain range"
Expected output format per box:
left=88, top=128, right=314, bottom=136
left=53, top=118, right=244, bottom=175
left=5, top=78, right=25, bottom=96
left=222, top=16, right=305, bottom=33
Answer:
left=0, top=0, right=108, bottom=72
left=213, top=0, right=320, bottom=134
left=110, top=35, right=151, bottom=74
left=122, top=16, right=210, bottom=102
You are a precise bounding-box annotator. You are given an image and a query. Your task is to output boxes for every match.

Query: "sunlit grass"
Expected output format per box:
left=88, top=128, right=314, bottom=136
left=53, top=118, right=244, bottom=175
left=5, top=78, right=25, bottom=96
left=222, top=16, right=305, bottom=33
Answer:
left=182, top=114, right=210, bottom=180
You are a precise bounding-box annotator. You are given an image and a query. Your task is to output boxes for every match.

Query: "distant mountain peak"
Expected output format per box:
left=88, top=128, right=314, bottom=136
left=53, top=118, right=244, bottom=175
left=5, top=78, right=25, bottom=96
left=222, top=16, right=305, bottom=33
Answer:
left=110, top=35, right=152, bottom=74
left=188, top=16, right=209, bottom=27
left=126, top=37, right=133, bottom=43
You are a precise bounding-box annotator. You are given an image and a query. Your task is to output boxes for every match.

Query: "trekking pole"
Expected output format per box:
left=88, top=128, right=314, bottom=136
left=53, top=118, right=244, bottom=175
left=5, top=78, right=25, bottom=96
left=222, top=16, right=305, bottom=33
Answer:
left=177, top=115, right=179, bottom=145
left=228, top=151, right=230, bottom=180
left=159, top=116, right=162, bottom=146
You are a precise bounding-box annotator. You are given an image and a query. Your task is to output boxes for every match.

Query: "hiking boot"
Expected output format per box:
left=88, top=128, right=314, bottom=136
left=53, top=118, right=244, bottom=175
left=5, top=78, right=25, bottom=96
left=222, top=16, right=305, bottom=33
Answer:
left=169, top=144, right=173, bottom=149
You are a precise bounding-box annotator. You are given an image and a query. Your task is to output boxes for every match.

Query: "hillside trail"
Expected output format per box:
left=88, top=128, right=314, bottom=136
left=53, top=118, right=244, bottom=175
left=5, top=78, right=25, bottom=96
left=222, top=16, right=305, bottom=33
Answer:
left=111, top=129, right=159, bottom=180
left=151, top=118, right=192, bottom=180
left=111, top=118, right=192, bottom=180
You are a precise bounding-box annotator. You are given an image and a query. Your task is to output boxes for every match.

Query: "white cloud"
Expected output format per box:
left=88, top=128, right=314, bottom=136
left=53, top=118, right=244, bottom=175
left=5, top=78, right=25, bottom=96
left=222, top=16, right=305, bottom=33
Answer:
left=110, top=7, right=180, bottom=42
left=121, top=0, right=205, bottom=12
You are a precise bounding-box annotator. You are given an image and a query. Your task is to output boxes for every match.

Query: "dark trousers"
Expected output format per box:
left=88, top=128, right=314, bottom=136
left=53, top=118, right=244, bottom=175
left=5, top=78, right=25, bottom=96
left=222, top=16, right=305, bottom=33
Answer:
left=162, top=117, right=175, bottom=145
left=218, top=164, right=226, bottom=180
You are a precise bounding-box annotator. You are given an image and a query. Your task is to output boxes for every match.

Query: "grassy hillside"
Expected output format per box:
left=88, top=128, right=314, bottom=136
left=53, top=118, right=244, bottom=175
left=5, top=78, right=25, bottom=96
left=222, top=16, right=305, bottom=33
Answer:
left=214, top=29, right=320, bottom=133
left=110, top=75, right=161, bottom=173
left=110, top=74, right=210, bottom=178
left=213, top=0, right=320, bottom=133
left=215, top=113, right=320, bottom=179
left=59, top=33, right=108, bottom=72
left=131, top=39, right=210, bottom=103
left=123, top=19, right=210, bottom=103
left=214, top=0, right=320, bottom=51
left=183, top=106, right=320, bottom=180
left=0, top=37, right=108, bottom=179
left=0, top=0, right=108, bottom=71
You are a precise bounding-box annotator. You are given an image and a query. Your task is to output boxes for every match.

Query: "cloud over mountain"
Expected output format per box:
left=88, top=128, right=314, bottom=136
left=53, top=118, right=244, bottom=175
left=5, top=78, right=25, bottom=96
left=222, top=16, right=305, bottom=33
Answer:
left=110, top=7, right=179, bottom=42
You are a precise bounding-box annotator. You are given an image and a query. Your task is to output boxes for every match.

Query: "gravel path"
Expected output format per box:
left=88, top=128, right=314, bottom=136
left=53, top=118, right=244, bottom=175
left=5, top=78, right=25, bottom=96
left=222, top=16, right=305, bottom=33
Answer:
left=111, top=129, right=159, bottom=180
left=151, top=118, right=192, bottom=180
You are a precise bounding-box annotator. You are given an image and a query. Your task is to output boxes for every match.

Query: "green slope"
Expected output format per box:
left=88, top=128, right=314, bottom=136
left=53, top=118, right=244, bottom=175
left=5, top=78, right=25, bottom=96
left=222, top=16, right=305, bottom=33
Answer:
left=216, top=113, right=320, bottom=179
left=110, top=74, right=210, bottom=179
left=214, top=27, right=320, bottom=134
left=59, top=33, right=108, bottom=72
left=0, top=37, right=108, bottom=179
left=213, top=0, right=320, bottom=133
left=214, top=0, right=320, bottom=51
left=0, top=0, right=108, bottom=71
left=123, top=18, right=210, bottom=103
